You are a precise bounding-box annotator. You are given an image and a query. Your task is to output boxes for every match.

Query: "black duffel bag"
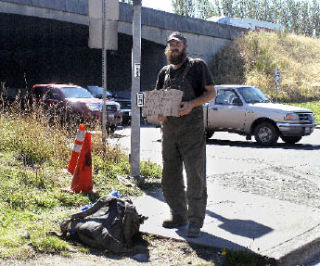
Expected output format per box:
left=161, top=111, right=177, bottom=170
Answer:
left=60, top=196, right=146, bottom=253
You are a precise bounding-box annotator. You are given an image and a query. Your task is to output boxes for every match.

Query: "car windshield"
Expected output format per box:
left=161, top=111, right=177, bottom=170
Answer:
left=237, top=87, right=270, bottom=103
left=87, top=86, right=113, bottom=98
left=60, top=86, right=94, bottom=98
left=111, top=90, right=130, bottom=99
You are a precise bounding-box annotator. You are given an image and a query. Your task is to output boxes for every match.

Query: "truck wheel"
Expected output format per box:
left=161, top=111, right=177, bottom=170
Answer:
left=206, top=130, right=214, bottom=140
left=254, top=122, right=279, bottom=145
left=280, top=136, right=302, bottom=144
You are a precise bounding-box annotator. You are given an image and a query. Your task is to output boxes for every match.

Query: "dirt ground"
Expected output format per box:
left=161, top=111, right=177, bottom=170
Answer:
left=0, top=235, right=223, bottom=266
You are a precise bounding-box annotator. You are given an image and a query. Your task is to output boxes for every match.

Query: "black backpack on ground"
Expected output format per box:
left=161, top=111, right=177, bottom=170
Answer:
left=60, top=196, right=146, bottom=253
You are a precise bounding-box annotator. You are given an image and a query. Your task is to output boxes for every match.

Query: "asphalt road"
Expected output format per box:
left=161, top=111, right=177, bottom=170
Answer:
left=113, top=126, right=319, bottom=172
left=111, top=126, right=320, bottom=208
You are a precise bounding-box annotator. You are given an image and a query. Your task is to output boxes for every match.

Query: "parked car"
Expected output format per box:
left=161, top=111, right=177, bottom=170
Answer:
left=110, top=90, right=131, bottom=125
left=86, top=86, right=131, bottom=125
left=204, top=85, right=316, bottom=145
left=85, top=85, right=113, bottom=99
left=31, top=84, right=122, bottom=132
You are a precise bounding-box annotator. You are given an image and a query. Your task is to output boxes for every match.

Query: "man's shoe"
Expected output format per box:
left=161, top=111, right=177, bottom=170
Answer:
left=162, top=216, right=187, bottom=228
left=187, top=224, right=201, bottom=238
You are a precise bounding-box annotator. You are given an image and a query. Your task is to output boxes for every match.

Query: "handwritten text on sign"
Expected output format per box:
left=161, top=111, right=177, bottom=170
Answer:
left=142, top=89, right=183, bottom=117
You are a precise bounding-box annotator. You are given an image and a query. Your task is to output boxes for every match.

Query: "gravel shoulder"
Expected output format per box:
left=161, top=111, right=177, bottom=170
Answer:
left=210, top=165, right=320, bottom=209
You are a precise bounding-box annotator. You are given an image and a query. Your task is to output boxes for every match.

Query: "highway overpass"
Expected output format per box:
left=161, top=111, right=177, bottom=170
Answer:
left=0, top=0, right=246, bottom=92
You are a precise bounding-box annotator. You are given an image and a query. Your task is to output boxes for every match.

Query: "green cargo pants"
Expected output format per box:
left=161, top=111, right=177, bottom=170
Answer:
left=161, top=106, right=207, bottom=227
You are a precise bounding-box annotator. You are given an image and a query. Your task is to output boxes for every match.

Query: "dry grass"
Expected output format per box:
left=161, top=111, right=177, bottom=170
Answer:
left=209, top=31, right=320, bottom=102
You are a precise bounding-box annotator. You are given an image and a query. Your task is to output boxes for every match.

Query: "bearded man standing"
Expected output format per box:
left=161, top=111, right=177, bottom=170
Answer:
left=155, top=32, right=216, bottom=238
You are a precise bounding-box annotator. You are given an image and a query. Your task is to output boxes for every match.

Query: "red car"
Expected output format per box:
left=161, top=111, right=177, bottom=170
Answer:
left=31, top=84, right=123, bottom=132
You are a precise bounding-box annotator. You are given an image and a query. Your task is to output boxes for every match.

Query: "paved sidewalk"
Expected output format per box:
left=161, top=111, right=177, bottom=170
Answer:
left=133, top=184, right=320, bottom=266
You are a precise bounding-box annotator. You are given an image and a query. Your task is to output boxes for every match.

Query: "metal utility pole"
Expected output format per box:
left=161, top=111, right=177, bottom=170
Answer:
left=89, top=0, right=118, bottom=154
left=101, top=0, right=107, bottom=154
left=130, top=0, right=142, bottom=178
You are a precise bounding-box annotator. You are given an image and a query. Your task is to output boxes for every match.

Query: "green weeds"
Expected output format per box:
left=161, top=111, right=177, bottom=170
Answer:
left=0, top=111, right=161, bottom=259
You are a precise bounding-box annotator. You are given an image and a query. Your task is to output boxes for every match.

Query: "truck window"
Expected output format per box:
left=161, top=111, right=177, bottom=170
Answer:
left=215, top=89, right=239, bottom=105
left=47, top=89, right=62, bottom=100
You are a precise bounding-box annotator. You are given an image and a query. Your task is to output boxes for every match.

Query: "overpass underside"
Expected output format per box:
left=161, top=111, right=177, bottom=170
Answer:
left=0, top=13, right=165, bottom=91
left=0, top=1, right=246, bottom=93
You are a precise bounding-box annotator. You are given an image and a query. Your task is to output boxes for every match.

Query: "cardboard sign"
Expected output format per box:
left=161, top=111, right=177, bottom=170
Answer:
left=142, top=89, right=183, bottom=117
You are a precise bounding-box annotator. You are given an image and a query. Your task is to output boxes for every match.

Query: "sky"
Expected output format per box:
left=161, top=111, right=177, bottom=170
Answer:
left=142, top=0, right=173, bottom=13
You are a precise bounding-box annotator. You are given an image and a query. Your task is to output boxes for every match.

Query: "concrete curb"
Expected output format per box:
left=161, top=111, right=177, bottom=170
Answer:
left=264, top=224, right=320, bottom=265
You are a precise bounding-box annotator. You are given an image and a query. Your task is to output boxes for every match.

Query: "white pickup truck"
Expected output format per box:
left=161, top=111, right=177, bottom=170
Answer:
left=204, top=85, right=317, bottom=145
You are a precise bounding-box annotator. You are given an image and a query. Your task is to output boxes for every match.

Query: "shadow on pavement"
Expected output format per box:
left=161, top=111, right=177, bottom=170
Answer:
left=143, top=187, right=165, bottom=202
left=142, top=187, right=274, bottom=239
left=138, top=188, right=268, bottom=259
left=206, top=138, right=320, bottom=150
left=206, top=210, right=273, bottom=239
left=175, top=226, right=249, bottom=251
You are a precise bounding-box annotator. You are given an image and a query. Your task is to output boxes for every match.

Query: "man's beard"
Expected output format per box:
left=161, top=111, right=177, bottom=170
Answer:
left=165, top=48, right=187, bottom=65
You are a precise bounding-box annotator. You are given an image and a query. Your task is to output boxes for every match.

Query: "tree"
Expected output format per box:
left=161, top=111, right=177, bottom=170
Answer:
left=212, top=0, right=223, bottom=17
left=195, top=0, right=214, bottom=19
left=169, top=0, right=320, bottom=38
left=245, top=0, right=259, bottom=20
left=300, top=2, right=312, bottom=36
left=172, top=0, right=196, bottom=17
left=286, top=0, right=300, bottom=33
left=311, top=0, right=320, bottom=37
left=237, top=0, right=248, bottom=18
left=221, top=0, right=235, bottom=17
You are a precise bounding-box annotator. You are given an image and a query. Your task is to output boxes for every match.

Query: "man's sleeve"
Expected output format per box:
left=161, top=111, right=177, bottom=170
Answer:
left=198, top=60, right=214, bottom=87
left=155, top=67, right=166, bottom=90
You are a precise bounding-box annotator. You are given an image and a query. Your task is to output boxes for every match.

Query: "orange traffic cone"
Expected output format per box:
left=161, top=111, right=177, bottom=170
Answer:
left=70, top=131, right=94, bottom=193
left=68, top=124, right=86, bottom=174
